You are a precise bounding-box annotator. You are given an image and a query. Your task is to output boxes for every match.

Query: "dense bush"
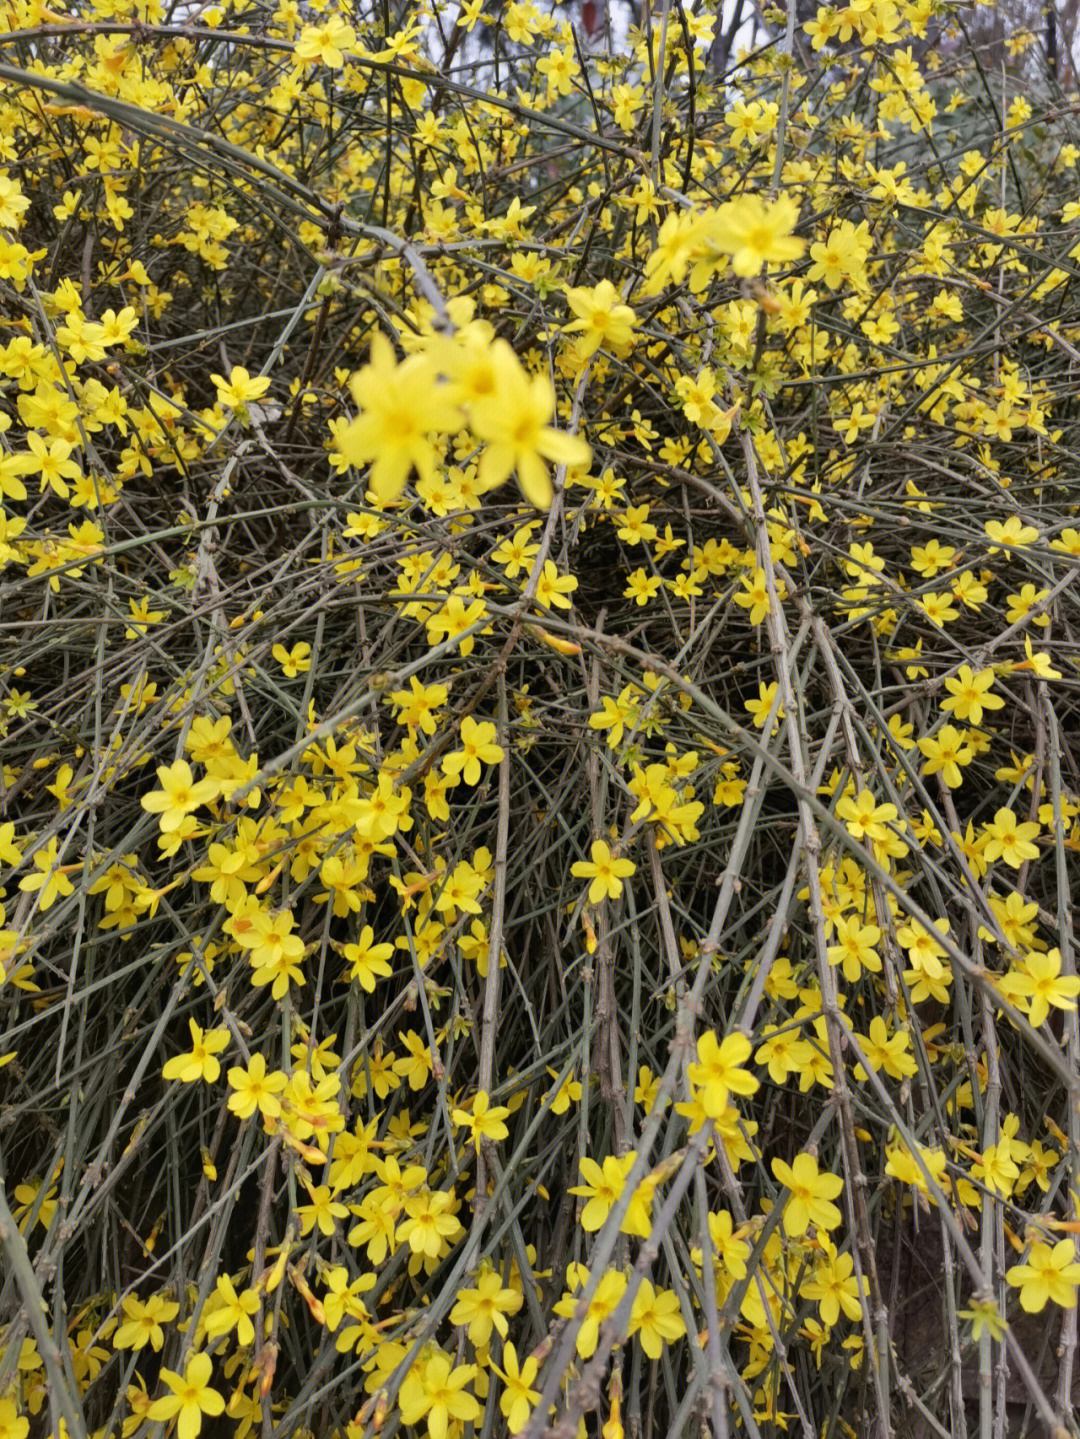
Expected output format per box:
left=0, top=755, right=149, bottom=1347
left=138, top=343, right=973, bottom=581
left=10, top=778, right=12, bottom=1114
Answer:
left=3, top=0, right=1080, bottom=1436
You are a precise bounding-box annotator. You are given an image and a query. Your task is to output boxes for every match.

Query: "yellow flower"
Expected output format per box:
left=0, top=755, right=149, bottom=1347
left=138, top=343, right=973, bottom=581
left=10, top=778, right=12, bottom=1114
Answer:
left=546, top=1067, right=582, bottom=1114
left=425, top=594, right=488, bottom=656
left=700, top=1209, right=750, bottom=1279
left=1006, top=949, right=1080, bottom=1027
left=624, top=567, right=662, bottom=606
left=896, top=915, right=950, bottom=979
left=396, top=1189, right=463, bottom=1258
left=851, top=1015, right=917, bottom=1081
left=985, top=513, right=1039, bottom=550
left=469, top=340, right=591, bottom=507
left=113, top=1292, right=179, bottom=1352
left=491, top=524, right=540, bottom=578
left=981, top=808, right=1041, bottom=869
left=210, top=365, right=271, bottom=412
left=235, top=906, right=307, bottom=999
left=272, top=641, right=311, bottom=676
left=337, top=333, right=463, bottom=503
left=835, top=787, right=898, bottom=844
left=162, top=1018, right=229, bottom=1084
left=688, top=1031, right=759, bottom=1117
left=140, top=760, right=220, bottom=833
left=451, top=1091, right=511, bottom=1152
left=147, top=1352, right=225, bottom=1439
left=388, top=676, right=449, bottom=734
left=536, top=44, right=580, bottom=95
left=202, top=1275, right=260, bottom=1345
left=0, top=449, right=31, bottom=502
left=1016, top=1139, right=1060, bottom=1195
left=0, top=174, right=30, bottom=228
left=826, top=915, right=882, bottom=982
left=940, top=664, right=1003, bottom=726
left=771, top=1152, right=844, bottom=1235
left=435, top=861, right=484, bottom=916
left=674, top=366, right=719, bottom=427
left=399, top=1354, right=480, bottom=1439
left=340, top=926, right=394, bottom=992
left=493, top=1343, right=540, bottom=1434
left=571, top=839, right=636, bottom=904
left=627, top=1279, right=686, bottom=1357
left=1011, top=633, right=1062, bottom=679
left=807, top=219, right=868, bottom=290
left=1005, top=1238, right=1080, bottom=1312
left=294, top=13, right=356, bottom=66
left=569, top=1151, right=637, bottom=1230
left=12, top=1177, right=58, bottom=1233
left=634, top=1065, right=661, bottom=1113
left=553, top=1267, right=627, bottom=1358
left=910, top=539, right=956, bottom=577
left=734, top=567, right=773, bottom=625
left=1005, top=582, right=1050, bottom=627
left=226, top=1052, right=288, bottom=1121
left=449, top=1268, right=522, bottom=1344
left=0, top=1401, right=28, bottom=1439
left=442, top=717, right=504, bottom=785
left=754, top=1024, right=815, bottom=1084
left=394, top=1030, right=433, bottom=1090
left=885, top=1139, right=948, bottom=1197
left=534, top=559, right=578, bottom=610
left=745, top=680, right=783, bottom=730
left=296, top=1181, right=349, bottom=1237
left=918, top=723, right=974, bottom=788
left=973, top=1142, right=1018, bottom=1197
left=26, top=431, right=81, bottom=499
left=17, top=837, right=75, bottom=912
left=957, top=1297, right=1008, bottom=1341
left=713, top=192, right=805, bottom=277
left=801, top=1246, right=865, bottom=1325
left=562, top=279, right=637, bottom=358
left=643, top=209, right=712, bottom=292
left=124, top=596, right=167, bottom=638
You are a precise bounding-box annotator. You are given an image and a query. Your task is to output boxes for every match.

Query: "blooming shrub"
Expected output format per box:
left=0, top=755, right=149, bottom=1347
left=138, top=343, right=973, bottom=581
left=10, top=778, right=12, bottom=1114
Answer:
left=2, top=0, right=1080, bottom=1436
